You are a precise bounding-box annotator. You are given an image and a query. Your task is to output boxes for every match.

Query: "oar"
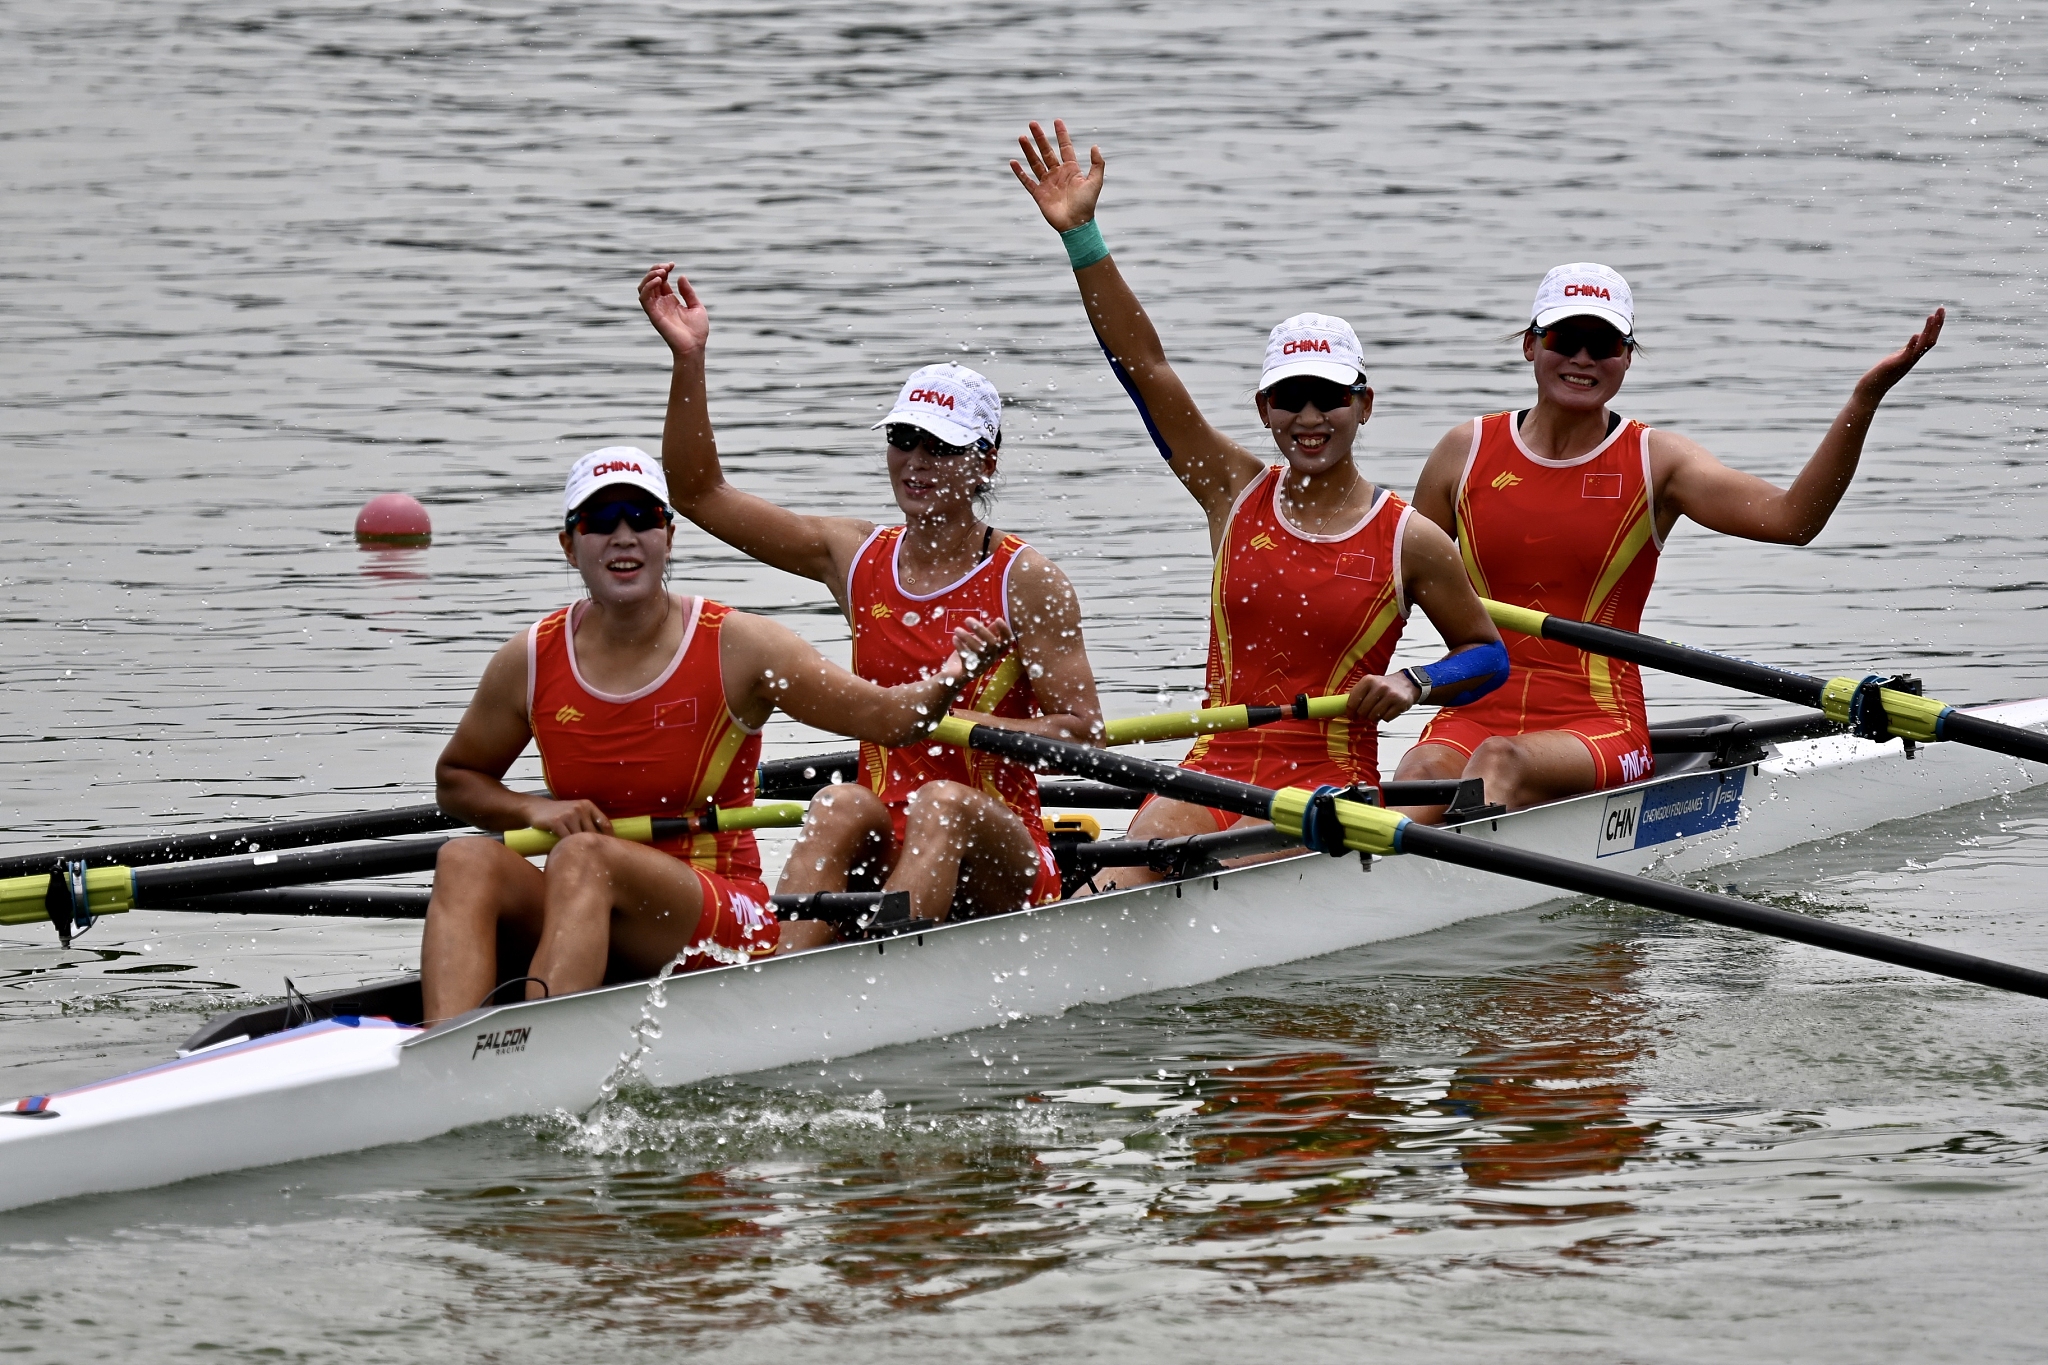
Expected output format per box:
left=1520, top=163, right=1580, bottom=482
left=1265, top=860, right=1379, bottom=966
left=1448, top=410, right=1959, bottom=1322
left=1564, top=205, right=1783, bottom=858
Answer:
left=1101, top=694, right=1347, bottom=745
left=0, top=800, right=465, bottom=880
left=135, top=886, right=914, bottom=938
left=1483, top=599, right=2048, bottom=767
left=0, top=802, right=808, bottom=945
left=757, top=697, right=1356, bottom=804
left=3, top=753, right=846, bottom=877
left=927, top=716, right=2048, bottom=1002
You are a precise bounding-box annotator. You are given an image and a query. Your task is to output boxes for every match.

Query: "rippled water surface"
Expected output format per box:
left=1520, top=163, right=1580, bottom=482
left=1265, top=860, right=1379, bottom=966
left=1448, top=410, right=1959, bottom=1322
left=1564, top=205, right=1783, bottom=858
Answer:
left=4, top=1, right=2047, bottom=1359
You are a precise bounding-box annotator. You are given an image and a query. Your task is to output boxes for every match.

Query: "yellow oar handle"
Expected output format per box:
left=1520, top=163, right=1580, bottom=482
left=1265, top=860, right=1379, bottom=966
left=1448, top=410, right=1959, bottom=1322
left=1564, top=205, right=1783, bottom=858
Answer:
left=501, top=802, right=808, bottom=855
left=710, top=801, right=808, bottom=831
left=1101, top=695, right=1350, bottom=746
left=1105, top=704, right=1254, bottom=745
left=500, top=818, right=655, bottom=856
left=1297, top=694, right=1351, bottom=722
left=1482, top=599, right=1548, bottom=637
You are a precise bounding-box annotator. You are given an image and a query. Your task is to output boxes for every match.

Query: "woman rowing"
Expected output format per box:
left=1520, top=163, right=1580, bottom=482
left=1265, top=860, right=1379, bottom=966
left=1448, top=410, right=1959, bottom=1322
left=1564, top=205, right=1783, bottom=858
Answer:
left=637, top=263, right=1103, bottom=920
left=1394, top=264, right=1945, bottom=812
left=421, top=448, right=1013, bottom=1024
left=1009, top=119, right=1507, bottom=880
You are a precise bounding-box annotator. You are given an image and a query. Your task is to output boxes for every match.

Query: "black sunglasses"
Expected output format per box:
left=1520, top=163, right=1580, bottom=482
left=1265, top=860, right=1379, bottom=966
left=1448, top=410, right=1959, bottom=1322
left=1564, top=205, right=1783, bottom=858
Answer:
left=885, top=423, right=986, bottom=458
left=1262, top=375, right=1367, bottom=413
left=566, top=496, right=672, bottom=536
left=1534, top=321, right=1635, bottom=361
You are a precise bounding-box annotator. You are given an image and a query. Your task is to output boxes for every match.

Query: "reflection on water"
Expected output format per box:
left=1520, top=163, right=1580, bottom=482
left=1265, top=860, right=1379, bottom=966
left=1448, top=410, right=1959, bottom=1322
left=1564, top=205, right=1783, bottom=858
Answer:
left=358, top=545, right=432, bottom=583
left=423, top=938, right=1659, bottom=1330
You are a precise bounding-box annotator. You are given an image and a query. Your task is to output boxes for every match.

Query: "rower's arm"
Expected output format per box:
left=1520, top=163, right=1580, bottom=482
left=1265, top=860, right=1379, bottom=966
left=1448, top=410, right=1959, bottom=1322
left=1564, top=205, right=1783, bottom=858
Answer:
left=435, top=635, right=615, bottom=837
left=1010, top=120, right=1264, bottom=543
left=1400, top=515, right=1503, bottom=678
left=1410, top=420, right=1475, bottom=537
left=641, top=263, right=874, bottom=606
left=1656, top=307, right=1944, bottom=545
left=720, top=611, right=1010, bottom=746
left=1336, top=518, right=1505, bottom=725
left=990, top=548, right=1104, bottom=745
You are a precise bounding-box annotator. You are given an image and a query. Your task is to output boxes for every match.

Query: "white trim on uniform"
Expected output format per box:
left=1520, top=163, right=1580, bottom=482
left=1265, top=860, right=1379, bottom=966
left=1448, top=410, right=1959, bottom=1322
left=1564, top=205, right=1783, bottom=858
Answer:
left=1390, top=503, right=1414, bottom=619
left=1507, top=409, right=1629, bottom=469
left=888, top=526, right=1003, bottom=603
left=1457, top=416, right=1487, bottom=502
left=561, top=594, right=700, bottom=705
left=845, top=524, right=889, bottom=615
left=1641, top=427, right=1667, bottom=553
left=1268, top=467, right=1390, bottom=545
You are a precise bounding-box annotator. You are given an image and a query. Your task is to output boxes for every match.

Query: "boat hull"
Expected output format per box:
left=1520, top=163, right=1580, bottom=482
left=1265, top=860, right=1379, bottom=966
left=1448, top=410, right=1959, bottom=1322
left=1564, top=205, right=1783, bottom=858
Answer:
left=5, top=704, right=2045, bottom=1213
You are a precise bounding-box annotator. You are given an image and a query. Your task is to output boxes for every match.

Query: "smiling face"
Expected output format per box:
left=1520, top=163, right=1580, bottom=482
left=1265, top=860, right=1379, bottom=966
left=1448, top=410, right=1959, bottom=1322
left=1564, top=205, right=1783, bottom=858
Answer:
left=557, top=489, right=675, bottom=607
left=1524, top=321, right=1633, bottom=412
left=1254, top=382, right=1373, bottom=477
left=884, top=427, right=997, bottom=524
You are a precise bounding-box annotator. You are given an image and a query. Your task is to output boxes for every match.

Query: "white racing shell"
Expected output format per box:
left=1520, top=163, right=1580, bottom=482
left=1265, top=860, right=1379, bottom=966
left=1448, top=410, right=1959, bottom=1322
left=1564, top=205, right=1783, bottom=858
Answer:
left=3, top=702, right=2045, bottom=1214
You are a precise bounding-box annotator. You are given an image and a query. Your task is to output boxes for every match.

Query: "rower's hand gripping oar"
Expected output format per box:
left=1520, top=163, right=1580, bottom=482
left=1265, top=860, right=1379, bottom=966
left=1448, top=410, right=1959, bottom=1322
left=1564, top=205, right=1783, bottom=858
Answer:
left=1482, top=599, right=2048, bottom=767
left=0, top=803, right=808, bottom=943
left=929, top=716, right=2048, bottom=1003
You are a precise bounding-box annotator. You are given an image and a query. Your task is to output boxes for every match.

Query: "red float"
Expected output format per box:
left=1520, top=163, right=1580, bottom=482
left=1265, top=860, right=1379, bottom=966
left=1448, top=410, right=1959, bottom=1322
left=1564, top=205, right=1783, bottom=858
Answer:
left=354, top=493, right=432, bottom=546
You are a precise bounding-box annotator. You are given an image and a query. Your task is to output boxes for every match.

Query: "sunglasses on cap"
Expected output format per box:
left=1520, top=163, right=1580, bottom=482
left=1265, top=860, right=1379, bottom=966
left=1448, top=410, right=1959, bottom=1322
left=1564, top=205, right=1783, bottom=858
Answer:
left=565, top=495, right=673, bottom=536
left=1534, top=320, right=1635, bottom=361
left=1262, top=374, right=1367, bottom=413
left=885, top=423, right=988, bottom=459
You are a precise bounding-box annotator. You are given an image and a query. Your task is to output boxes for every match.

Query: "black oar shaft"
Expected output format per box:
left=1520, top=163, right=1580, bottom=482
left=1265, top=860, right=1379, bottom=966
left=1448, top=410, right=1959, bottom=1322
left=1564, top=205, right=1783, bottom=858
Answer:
left=0, top=802, right=462, bottom=879
left=1505, top=603, right=2048, bottom=767
left=940, top=726, right=1274, bottom=823
left=933, top=719, right=2048, bottom=1004
left=132, top=837, right=449, bottom=899
left=1534, top=612, right=1828, bottom=710
left=1940, top=710, right=2048, bottom=764
left=1402, top=824, right=2048, bottom=1000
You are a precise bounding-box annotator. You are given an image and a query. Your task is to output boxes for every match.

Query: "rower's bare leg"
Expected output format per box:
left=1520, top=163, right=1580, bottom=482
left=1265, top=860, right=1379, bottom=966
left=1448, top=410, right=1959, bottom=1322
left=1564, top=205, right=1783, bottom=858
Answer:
left=886, top=780, right=1039, bottom=921
left=1093, top=797, right=1229, bottom=891
left=774, top=783, right=894, bottom=951
left=1389, top=741, right=1469, bottom=823
left=1463, top=732, right=1599, bottom=812
left=421, top=836, right=548, bottom=1025
left=526, top=832, right=708, bottom=999
left=777, top=782, right=896, bottom=895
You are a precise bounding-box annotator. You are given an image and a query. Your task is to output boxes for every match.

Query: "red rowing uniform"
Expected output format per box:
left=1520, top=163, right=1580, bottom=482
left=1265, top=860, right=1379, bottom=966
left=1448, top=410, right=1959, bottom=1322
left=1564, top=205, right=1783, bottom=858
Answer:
left=1417, top=410, right=1659, bottom=787
left=1167, top=466, right=1413, bottom=829
left=846, top=525, right=1062, bottom=905
left=526, top=595, right=779, bottom=965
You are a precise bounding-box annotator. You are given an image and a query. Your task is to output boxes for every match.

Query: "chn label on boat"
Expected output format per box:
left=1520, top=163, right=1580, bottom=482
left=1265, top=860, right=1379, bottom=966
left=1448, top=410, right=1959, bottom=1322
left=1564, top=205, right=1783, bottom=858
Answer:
left=1596, top=768, right=1745, bottom=858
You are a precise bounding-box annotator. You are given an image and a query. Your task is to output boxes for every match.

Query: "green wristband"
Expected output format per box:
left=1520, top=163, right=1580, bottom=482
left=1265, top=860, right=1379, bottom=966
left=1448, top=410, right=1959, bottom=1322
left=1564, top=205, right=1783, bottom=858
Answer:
left=1060, top=220, right=1108, bottom=271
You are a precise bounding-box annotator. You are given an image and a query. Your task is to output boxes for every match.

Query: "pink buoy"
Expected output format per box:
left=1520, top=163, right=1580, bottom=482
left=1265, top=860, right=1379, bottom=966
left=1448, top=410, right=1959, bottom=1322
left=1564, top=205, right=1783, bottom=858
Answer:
left=354, top=493, right=432, bottom=546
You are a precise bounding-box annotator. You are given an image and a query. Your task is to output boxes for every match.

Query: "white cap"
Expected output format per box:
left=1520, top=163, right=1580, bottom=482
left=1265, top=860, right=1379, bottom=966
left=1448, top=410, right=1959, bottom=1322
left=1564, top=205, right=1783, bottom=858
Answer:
left=1258, top=313, right=1367, bottom=390
left=1531, top=263, right=1634, bottom=335
left=871, top=364, right=1002, bottom=449
left=563, top=446, right=669, bottom=516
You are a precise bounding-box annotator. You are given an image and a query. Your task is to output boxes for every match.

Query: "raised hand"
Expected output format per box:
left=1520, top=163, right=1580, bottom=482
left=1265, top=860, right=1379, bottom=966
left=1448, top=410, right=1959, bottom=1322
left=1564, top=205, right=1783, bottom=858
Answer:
left=1855, top=307, right=1945, bottom=402
left=638, top=262, right=710, bottom=359
left=1010, top=118, right=1105, bottom=232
